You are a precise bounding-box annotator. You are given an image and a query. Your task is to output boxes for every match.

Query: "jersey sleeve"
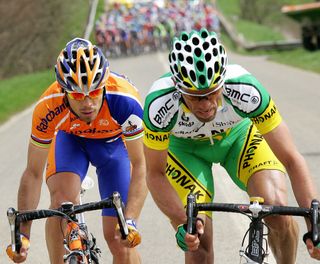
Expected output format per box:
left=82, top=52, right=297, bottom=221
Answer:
left=143, top=75, right=178, bottom=150
left=143, top=124, right=171, bottom=150
left=250, top=98, right=282, bottom=134
left=106, top=73, right=144, bottom=141
left=223, top=65, right=282, bottom=134
left=31, top=83, right=65, bottom=148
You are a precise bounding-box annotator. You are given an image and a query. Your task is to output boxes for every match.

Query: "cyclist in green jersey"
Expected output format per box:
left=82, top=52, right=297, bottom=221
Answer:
left=143, top=28, right=320, bottom=263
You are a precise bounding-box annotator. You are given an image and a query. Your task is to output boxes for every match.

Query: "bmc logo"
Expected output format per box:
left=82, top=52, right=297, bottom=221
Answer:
left=225, top=87, right=250, bottom=103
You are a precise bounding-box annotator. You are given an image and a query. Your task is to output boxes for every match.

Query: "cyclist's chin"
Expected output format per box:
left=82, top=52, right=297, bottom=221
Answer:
left=79, top=112, right=98, bottom=123
left=195, top=112, right=216, bottom=123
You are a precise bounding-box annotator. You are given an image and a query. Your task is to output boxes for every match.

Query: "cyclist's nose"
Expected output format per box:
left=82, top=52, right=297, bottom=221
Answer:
left=82, top=96, right=94, bottom=106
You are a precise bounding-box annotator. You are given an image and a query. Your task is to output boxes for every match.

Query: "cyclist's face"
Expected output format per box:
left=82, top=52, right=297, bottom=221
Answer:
left=182, top=88, right=222, bottom=122
left=67, top=93, right=103, bottom=123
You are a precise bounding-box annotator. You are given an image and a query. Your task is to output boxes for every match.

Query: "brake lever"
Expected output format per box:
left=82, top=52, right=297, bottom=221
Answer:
left=311, top=199, right=320, bottom=244
left=186, top=194, right=197, bottom=234
left=112, top=192, right=129, bottom=239
left=7, top=208, right=21, bottom=253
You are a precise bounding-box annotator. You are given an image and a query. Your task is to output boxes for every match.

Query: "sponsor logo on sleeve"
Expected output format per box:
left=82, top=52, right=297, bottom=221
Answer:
left=252, top=103, right=278, bottom=125
left=144, top=130, right=170, bottom=142
left=36, top=103, right=67, bottom=132
left=149, top=93, right=177, bottom=128
left=123, top=114, right=143, bottom=134
left=224, top=84, right=261, bottom=113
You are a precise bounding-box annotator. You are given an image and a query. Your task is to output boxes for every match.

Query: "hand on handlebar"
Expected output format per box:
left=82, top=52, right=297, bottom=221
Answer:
left=175, top=218, right=204, bottom=251
left=6, top=233, right=30, bottom=263
left=116, top=219, right=141, bottom=248
left=305, top=239, right=320, bottom=260
left=303, top=232, right=320, bottom=260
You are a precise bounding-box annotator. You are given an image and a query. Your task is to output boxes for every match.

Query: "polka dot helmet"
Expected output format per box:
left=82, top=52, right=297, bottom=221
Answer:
left=55, top=38, right=109, bottom=93
left=169, top=28, right=227, bottom=93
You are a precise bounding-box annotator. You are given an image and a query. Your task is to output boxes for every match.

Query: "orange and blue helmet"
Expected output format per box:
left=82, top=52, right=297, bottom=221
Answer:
left=55, top=38, right=109, bottom=93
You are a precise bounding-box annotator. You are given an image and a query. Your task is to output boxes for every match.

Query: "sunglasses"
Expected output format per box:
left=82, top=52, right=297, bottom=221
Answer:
left=66, top=88, right=104, bottom=101
left=178, top=82, right=224, bottom=97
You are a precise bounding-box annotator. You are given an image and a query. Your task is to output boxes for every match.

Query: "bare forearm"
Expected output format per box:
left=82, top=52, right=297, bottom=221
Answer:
left=147, top=172, right=186, bottom=228
left=287, top=154, right=319, bottom=208
left=125, top=165, right=148, bottom=220
left=17, top=171, right=43, bottom=235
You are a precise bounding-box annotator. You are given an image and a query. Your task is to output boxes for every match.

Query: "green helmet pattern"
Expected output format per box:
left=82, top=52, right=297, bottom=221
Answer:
left=169, top=28, right=227, bottom=92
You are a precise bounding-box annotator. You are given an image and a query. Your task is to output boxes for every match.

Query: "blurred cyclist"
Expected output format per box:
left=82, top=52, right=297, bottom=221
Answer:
left=7, top=38, right=147, bottom=264
left=143, top=28, right=320, bottom=263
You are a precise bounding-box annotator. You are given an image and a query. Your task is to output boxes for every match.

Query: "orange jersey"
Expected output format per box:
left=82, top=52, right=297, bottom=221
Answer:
left=31, top=72, right=144, bottom=148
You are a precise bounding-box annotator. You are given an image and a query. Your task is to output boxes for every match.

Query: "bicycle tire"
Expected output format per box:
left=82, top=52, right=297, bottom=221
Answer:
left=66, top=255, right=79, bottom=264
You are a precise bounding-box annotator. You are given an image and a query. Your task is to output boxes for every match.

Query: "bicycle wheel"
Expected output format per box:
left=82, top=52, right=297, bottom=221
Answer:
left=66, top=255, right=79, bottom=264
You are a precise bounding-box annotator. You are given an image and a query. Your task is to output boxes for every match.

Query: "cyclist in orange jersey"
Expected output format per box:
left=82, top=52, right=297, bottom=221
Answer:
left=7, top=38, right=147, bottom=264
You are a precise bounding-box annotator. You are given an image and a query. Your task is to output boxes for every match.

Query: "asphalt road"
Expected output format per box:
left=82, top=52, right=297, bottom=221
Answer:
left=0, top=50, right=319, bottom=263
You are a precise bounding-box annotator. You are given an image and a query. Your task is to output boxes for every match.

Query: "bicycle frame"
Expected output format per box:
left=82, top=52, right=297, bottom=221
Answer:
left=186, top=194, right=320, bottom=264
left=61, top=202, right=100, bottom=263
left=7, top=191, right=128, bottom=263
left=63, top=177, right=101, bottom=263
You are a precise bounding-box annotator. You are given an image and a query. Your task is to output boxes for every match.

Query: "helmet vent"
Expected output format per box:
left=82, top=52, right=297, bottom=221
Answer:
left=80, top=58, right=86, bottom=73
left=186, top=56, right=193, bottom=64
left=72, top=50, right=77, bottom=60
left=169, top=65, right=174, bottom=74
left=178, top=53, right=184, bottom=61
left=210, top=37, right=217, bottom=45
left=88, top=57, right=96, bottom=69
left=208, top=67, right=213, bottom=79
left=81, top=76, right=88, bottom=85
left=68, top=61, right=76, bottom=73
left=213, top=48, right=218, bottom=56
left=172, top=52, right=176, bottom=61
left=67, top=77, right=77, bottom=87
left=190, top=70, right=196, bottom=82
left=192, top=37, right=200, bottom=46
left=194, top=48, right=202, bottom=57
left=219, top=45, right=224, bottom=54
left=60, top=62, right=69, bottom=74
left=93, top=73, right=101, bottom=84
left=84, top=48, right=90, bottom=57
left=199, top=75, right=206, bottom=85
left=181, top=66, right=188, bottom=78
left=203, top=42, right=209, bottom=50
left=183, top=81, right=192, bottom=88
left=181, top=33, right=189, bottom=41
left=205, top=53, right=211, bottom=62
left=220, top=66, right=225, bottom=74
left=196, top=61, right=204, bottom=72
left=98, top=57, right=104, bottom=69
left=201, top=30, right=209, bottom=38
left=214, top=76, right=221, bottom=84
left=214, top=61, right=220, bottom=73
left=185, top=45, right=192, bottom=52
left=175, top=42, right=182, bottom=50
